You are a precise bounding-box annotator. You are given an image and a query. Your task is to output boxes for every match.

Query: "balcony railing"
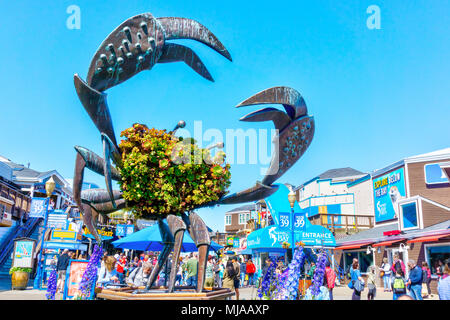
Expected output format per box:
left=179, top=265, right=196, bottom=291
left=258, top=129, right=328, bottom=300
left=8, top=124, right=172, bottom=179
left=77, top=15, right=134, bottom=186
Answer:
left=309, top=213, right=374, bottom=234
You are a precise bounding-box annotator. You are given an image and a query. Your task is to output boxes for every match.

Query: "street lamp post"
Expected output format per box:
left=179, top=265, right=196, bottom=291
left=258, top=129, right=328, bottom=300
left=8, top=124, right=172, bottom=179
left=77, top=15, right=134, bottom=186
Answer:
left=33, top=177, right=56, bottom=289
left=288, top=189, right=296, bottom=263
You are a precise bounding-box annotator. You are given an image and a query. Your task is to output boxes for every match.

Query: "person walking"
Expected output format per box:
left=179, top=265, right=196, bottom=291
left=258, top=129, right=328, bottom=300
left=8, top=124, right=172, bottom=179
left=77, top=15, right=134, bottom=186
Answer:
left=239, top=258, right=247, bottom=287
left=186, top=253, right=199, bottom=287
left=437, top=262, right=450, bottom=300
left=421, top=261, right=432, bottom=298
left=367, top=265, right=377, bottom=300
left=232, top=256, right=241, bottom=300
left=380, top=257, right=392, bottom=292
left=56, top=249, right=71, bottom=293
left=406, top=259, right=423, bottom=300
left=391, top=269, right=407, bottom=300
left=308, top=262, right=316, bottom=279
left=325, top=260, right=336, bottom=300
left=350, top=260, right=364, bottom=300
left=222, top=260, right=236, bottom=299
left=205, top=256, right=215, bottom=288
left=246, top=259, right=256, bottom=286
left=391, top=254, right=405, bottom=277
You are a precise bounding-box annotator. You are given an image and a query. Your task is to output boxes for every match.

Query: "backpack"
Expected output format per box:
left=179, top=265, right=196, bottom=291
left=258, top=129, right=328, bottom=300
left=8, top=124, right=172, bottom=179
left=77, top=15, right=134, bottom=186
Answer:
left=393, top=277, right=406, bottom=293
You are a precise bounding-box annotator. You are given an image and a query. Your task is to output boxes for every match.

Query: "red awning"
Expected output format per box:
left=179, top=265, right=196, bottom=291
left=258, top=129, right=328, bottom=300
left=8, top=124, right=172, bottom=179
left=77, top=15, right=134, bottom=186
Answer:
left=407, top=234, right=450, bottom=244
left=373, top=238, right=405, bottom=247
left=334, top=241, right=373, bottom=250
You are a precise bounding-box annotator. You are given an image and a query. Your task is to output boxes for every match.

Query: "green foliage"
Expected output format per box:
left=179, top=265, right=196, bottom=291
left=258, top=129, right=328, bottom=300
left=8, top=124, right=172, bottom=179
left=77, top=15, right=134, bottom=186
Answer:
left=9, top=267, right=32, bottom=275
left=119, top=123, right=231, bottom=218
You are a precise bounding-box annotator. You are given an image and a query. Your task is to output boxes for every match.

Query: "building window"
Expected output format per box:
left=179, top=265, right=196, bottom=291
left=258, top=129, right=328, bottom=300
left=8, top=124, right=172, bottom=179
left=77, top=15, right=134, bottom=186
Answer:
left=344, top=250, right=374, bottom=274
left=239, top=213, right=247, bottom=225
left=400, top=201, right=419, bottom=230
left=425, top=243, right=450, bottom=276
left=225, top=215, right=231, bottom=226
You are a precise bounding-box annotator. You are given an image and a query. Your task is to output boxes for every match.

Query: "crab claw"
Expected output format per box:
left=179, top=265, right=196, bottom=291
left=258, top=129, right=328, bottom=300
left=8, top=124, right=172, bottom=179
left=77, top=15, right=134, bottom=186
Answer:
left=237, top=86, right=314, bottom=186
left=218, top=182, right=279, bottom=205
left=157, top=17, right=232, bottom=61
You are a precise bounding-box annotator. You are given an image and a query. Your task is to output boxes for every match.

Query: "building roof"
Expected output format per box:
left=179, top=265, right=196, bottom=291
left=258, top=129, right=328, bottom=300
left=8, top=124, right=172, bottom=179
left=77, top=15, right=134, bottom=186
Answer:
left=226, top=204, right=256, bottom=213
left=336, top=220, right=450, bottom=246
left=317, top=167, right=365, bottom=180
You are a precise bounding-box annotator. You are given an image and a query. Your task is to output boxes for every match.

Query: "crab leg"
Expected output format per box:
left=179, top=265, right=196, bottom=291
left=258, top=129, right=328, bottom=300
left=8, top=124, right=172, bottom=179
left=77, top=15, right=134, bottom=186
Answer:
left=181, top=212, right=210, bottom=293
left=166, top=215, right=187, bottom=293
left=145, top=219, right=175, bottom=290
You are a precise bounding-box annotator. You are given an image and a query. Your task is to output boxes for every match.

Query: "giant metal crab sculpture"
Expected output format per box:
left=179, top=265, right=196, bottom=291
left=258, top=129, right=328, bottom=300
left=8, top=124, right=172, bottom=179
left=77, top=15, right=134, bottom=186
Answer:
left=72, top=13, right=315, bottom=293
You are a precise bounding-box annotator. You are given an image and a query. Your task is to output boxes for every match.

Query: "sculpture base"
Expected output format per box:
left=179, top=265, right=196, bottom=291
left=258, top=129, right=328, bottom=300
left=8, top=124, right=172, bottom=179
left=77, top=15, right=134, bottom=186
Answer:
left=96, top=285, right=234, bottom=300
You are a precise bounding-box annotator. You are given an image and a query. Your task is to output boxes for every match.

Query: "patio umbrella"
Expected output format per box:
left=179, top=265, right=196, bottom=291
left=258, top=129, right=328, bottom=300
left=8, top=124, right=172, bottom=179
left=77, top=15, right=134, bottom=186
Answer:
left=112, top=220, right=223, bottom=252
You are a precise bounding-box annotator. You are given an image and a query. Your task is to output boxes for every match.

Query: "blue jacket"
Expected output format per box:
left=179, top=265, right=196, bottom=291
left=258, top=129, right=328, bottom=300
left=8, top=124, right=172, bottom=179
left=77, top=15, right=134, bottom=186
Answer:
left=408, top=265, right=423, bottom=285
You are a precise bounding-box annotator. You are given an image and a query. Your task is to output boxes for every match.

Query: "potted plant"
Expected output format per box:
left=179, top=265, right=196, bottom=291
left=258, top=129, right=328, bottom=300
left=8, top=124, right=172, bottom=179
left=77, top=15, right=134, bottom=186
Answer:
left=9, top=267, right=32, bottom=290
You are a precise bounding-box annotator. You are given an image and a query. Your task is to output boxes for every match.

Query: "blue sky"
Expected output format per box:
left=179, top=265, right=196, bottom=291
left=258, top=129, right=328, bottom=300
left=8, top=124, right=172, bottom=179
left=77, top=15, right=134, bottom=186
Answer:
left=1, top=1, right=449, bottom=232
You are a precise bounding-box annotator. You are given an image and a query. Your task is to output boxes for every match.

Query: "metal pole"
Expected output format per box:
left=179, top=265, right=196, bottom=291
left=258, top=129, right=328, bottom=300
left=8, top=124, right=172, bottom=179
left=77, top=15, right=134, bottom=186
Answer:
left=291, top=206, right=295, bottom=262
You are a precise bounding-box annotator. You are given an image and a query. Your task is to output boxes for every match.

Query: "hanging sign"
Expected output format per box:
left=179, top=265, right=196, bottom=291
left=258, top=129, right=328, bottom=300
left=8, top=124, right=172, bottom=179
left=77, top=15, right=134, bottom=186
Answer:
left=29, top=198, right=48, bottom=218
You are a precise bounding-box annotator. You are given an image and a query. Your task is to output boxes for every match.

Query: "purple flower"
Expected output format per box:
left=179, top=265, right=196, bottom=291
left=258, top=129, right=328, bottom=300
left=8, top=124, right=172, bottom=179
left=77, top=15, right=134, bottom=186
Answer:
left=310, top=251, right=327, bottom=297
left=78, top=245, right=103, bottom=299
left=46, top=269, right=58, bottom=300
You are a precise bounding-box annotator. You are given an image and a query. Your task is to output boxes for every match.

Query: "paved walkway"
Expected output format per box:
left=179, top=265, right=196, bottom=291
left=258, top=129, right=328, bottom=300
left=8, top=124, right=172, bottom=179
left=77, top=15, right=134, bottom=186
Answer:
left=0, top=284, right=439, bottom=300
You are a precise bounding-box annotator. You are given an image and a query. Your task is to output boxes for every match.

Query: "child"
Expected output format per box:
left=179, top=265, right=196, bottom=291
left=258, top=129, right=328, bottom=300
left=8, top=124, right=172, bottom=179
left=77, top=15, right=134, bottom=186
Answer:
left=391, top=269, right=407, bottom=300
left=367, top=265, right=377, bottom=300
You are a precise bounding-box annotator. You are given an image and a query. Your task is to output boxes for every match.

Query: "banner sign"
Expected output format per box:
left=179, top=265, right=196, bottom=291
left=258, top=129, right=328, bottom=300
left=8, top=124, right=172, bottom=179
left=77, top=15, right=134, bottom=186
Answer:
left=63, top=260, right=89, bottom=300
left=29, top=197, right=48, bottom=218
left=293, top=212, right=306, bottom=231
left=373, top=167, right=406, bottom=222
left=82, top=226, right=114, bottom=240
left=12, top=239, right=36, bottom=268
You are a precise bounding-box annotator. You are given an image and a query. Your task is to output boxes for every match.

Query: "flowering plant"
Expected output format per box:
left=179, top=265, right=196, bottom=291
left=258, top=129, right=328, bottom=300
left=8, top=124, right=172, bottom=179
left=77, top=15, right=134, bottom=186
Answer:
left=77, top=245, right=103, bottom=299
left=257, top=258, right=277, bottom=299
left=45, top=269, right=58, bottom=300
left=309, top=250, right=327, bottom=298
left=280, top=245, right=306, bottom=300
left=119, top=123, right=231, bottom=218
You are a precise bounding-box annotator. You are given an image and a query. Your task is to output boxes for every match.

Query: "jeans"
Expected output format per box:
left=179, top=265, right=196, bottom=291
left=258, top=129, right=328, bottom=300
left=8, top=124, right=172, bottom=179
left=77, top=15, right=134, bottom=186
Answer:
left=408, top=284, right=423, bottom=300
left=175, top=274, right=181, bottom=285
left=186, top=275, right=197, bottom=287
left=240, top=272, right=246, bottom=286
left=329, top=288, right=333, bottom=300
left=247, top=273, right=254, bottom=286
left=383, top=275, right=391, bottom=290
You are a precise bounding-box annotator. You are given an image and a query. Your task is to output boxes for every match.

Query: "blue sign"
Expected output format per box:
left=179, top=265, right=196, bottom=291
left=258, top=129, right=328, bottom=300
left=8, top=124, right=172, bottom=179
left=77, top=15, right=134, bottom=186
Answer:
left=278, top=212, right=291, bottom=228
left=29, top=198, right=48, bottom=218
left=373, top=167, right=406, bottom=223
left=425, top=163, right=449, bottom=185
left=233, top=238, right=240, bottom=248
left=116, top=224, right=135, bottom=237
left=294, top=224, right=336, bottom=247
left=293, top=212, right=306, bottom=231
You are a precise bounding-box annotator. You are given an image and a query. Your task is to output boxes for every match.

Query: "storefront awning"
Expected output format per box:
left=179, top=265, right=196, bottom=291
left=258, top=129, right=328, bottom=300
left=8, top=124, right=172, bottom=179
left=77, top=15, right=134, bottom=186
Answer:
left=407, top=234, right=450, bottom=244
left=373, top=238, right=405, bottom=247
left=334, top=241, right=373, bottom=250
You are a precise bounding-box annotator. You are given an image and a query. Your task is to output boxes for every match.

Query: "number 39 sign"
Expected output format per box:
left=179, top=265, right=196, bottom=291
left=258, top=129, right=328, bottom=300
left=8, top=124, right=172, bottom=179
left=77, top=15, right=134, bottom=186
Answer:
left=29, top=198, right=48, bottom=218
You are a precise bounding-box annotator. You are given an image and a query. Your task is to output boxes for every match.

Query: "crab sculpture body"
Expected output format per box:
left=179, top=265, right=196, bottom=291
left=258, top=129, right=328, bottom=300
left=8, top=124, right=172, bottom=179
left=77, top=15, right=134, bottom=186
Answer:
left=72, top=13, right=315, bottom=293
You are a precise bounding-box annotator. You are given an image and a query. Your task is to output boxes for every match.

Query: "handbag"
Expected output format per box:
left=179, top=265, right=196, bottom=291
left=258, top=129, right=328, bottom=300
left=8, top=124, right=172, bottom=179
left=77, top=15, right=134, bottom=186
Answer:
left=347, top=280, right=354, bottom=289
left=354, top=279, right=365, bottom=292
left=380, top=271, right=385, bottom=277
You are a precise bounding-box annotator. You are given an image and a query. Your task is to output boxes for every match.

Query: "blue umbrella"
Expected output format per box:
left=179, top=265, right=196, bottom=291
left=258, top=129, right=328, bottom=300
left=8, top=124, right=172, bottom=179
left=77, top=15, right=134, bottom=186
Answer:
left=112, top=220, right=223, bottom=252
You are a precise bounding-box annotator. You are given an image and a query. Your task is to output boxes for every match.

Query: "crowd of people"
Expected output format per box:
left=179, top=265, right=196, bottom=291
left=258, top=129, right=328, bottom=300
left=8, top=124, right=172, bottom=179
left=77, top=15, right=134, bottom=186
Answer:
left=348, top=254, right=450, bottom=300
left=52, top=248, right=449, bottom=300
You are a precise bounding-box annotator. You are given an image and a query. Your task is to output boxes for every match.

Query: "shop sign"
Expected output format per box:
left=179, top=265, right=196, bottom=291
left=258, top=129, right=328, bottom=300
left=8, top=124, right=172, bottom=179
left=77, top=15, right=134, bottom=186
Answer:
left=116, top=224, right=135, bottom=237
left=12, top=239, right=36, bottom=268
left=226, top=236, right=234, bottom=246
left=51, top=230, right=81, bottom=241
left=294, top=225, right=336, bottom=247
left=372, top=167, right=406, bottom=223
left=29, top=197, right=48, bottom=218
left=233, top=238, right=240, bottom=248
left=424, top=163, right=449, bottom=185
left=47, top=210, right=68, bottom=229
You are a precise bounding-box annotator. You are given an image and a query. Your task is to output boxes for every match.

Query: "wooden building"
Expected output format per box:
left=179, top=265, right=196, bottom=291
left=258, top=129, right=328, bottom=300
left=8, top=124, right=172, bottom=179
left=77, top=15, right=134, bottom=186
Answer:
left=333, top=148, right=450, bottom=295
